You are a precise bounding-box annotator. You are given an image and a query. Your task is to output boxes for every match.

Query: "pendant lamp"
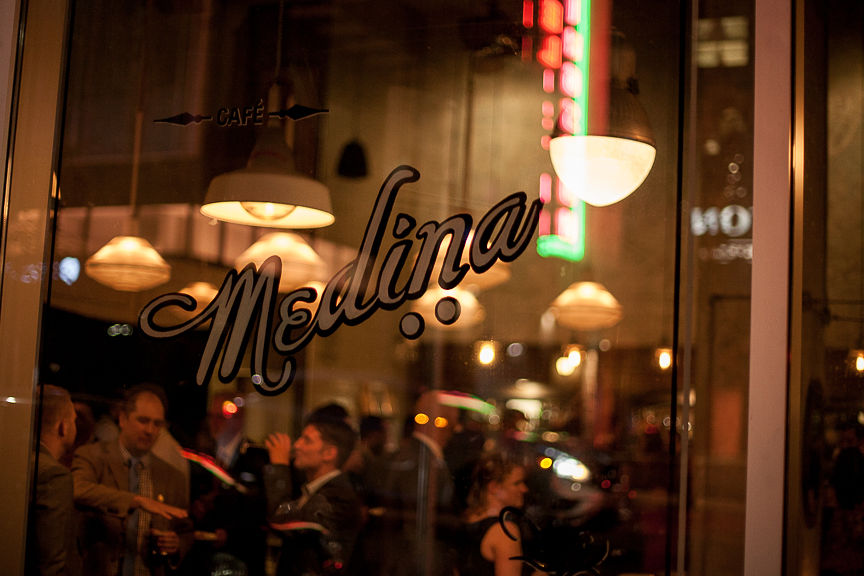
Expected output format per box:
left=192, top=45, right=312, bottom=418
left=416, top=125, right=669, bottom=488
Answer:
left=85, top=235, right=171, bottom=292
left=426, top=231, right=511, bottom=293
left=550, top=281, right=622, bottom=331
left=180, top=281, right=219, bottom=308
left=549, top=30, right=655, bottom=206
left=201, top=0, right=333, bottom=229
left=411, top=286, right=485, bottom=329
left=234, top=232, right=328, bottom=293
left=86, top=75, right=171, bottom=291
left=158, top=281, right=219, bottom=324
left=201, top=125, right=334, bottom=228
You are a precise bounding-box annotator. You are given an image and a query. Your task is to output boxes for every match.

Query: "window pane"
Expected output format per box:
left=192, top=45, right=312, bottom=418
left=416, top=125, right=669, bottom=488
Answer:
left=28, top=1, right=687, bottom=575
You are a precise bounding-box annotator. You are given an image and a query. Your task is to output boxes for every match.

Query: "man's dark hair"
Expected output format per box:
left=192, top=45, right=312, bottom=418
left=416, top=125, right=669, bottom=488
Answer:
left=39, top=384, right=72, bottom=436
left=311, top=419, right=357, bottom=469
left=360, top=415, right=385, bottom=438
left=305, top=402, right=349, bottom=426
left=122, top=383, right=168, bottom=415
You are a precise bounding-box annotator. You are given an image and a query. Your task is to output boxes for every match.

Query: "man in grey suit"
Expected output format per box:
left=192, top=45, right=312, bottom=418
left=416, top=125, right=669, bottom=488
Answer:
left=27, top=384, right=79, bottom=576
left=73, top=385, right=189, bottom=576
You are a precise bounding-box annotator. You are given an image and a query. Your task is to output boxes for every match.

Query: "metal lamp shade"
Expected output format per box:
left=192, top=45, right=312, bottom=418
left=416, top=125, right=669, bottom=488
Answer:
left=202, top=128, right=334, bottom=229
left=427, top=231, right=511, bottom=293
left=411, top=286, right=485, bottom=329
left=550, top=30, right=656, bottom=207
left=550, top=281, right=622, bottom=331
left=234, top=232, right=328, bottom=293
left=85, top=235, right=171, bottom=292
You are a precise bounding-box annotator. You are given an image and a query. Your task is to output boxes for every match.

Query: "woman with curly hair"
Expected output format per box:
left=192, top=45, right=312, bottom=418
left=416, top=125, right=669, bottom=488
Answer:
left=459, top=452, right=531, bottom=576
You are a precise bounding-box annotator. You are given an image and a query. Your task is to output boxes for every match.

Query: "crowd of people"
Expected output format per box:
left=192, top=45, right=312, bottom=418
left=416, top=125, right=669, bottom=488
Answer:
left=26, top=384, right=539, bottom=576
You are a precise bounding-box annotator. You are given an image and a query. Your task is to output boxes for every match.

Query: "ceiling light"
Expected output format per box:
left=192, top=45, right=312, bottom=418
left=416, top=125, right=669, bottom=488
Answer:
left=476, top=341, right=497, bottom=365
left=549, top=30, right=655, bottom=206
left=157, top=281, right=219, bottom=324
left=549, top=134, right=655, bottom=206
left=411, top=286, right=485, bottom=329
left=555, top=344, right=584, bottom=376
left=85, top=86, right=170, bottom=292
left=85, top=236, right=171, bottom=292
left=426, top=231, right=511, bottom=293
left=202, top=127, right=334, bottom=229
left=655, top=347, right=674, bottom=371
left=234, top=232, right=328, bottom=293
left=848, top=349, right=864, bottom=375
left=550, top=281, right=622, bottom=331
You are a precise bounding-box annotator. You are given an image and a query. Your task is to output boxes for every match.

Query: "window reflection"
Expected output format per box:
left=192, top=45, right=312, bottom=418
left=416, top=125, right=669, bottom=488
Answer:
left=29, top=0, right=694, bottom=575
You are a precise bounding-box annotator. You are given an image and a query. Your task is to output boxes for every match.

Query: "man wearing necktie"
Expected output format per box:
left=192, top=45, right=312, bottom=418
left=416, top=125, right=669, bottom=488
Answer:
left=73, top=385, right=190, bottom=576
left=264, top=419, right=363, bottom=576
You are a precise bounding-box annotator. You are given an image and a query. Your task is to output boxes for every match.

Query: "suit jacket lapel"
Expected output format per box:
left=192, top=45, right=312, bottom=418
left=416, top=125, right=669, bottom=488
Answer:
left=106, top=441, right=131, bottom=492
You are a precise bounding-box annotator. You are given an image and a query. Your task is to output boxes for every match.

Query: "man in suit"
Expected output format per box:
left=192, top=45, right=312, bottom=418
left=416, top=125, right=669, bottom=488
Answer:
left=264, top=419, right=362, bottom=575
left=381, top=390, right=460, bottom=576
left=27, top=384, right=79, bottom=576
left=186, top=393, right=269, bottom=575
left=72, top=385, right=190, bottom=576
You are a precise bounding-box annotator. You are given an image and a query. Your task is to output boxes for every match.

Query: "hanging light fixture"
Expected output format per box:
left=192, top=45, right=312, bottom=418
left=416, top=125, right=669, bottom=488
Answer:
left=549, top=30, right=656, bottom=207
left=85, top=20, right=171, bottom=293
left=85, top=236, right=170, bottom=292
left=200, top=0, right=334, bottom=229
left=234, top=232, right=327, bottom=293
left=156, top=281, right=219, bottom=324
left=426, top=231, right=511, bottom=293
left=411, top=286, right=485, bottom=329
left=180, top=281, right=219, bottom=307
left=201, top=124, right=334, bottom=228
left=549, top=281, right=622, bottom=331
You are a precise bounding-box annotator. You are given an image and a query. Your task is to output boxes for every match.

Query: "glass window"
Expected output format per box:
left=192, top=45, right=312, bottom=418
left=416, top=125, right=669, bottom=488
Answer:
left=14, top=1, right=759, bottom=575
left=790, top=1, right=864, bottom=574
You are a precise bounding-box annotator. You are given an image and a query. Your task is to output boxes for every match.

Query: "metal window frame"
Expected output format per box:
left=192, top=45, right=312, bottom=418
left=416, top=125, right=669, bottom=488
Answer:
left=0, top=0, right=796, bottom=574
left=744, top=0, right=793, bottom=575
left=0, top=0, right=70, bottom=573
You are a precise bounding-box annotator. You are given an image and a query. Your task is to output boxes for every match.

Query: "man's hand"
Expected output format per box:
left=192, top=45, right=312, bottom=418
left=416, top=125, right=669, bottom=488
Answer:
left=134, top=495, right=188, bottom=520
left=150, top=528, right=180, bottom=555
left=265, top=432, right=292, bottom=465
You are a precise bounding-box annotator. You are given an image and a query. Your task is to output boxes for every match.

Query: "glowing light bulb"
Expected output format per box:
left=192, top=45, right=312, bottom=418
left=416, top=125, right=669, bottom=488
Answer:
left=657, top=349, right=673, bottom=370
left=414, top=413, right=430, bottom=425
left=856, top=353, right=864, bottom=373
left=240, top=201, right=296, bottom=221
left=477, top=342, right=496, bottom=365
left=556, top=355, right=576, bottom=376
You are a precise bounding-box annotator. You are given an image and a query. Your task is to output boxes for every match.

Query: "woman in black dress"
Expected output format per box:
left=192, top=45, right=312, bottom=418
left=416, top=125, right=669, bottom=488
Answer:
left=460, top=453, right=530, bottom=576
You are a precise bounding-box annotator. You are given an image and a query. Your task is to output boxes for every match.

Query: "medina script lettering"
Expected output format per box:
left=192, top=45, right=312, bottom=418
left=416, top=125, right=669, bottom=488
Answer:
left=139, top=165, right=541, bottom=395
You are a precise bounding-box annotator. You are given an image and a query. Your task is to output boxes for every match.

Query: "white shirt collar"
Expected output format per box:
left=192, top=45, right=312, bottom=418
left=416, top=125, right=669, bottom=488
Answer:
left=303, top=469, right=342, bottom=497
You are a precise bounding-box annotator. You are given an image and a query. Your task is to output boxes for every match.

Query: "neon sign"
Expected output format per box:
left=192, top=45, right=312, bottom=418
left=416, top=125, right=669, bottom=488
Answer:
left=526, top=0, right=590, bottom=262
left=139, top=166, right=541, bottom=396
